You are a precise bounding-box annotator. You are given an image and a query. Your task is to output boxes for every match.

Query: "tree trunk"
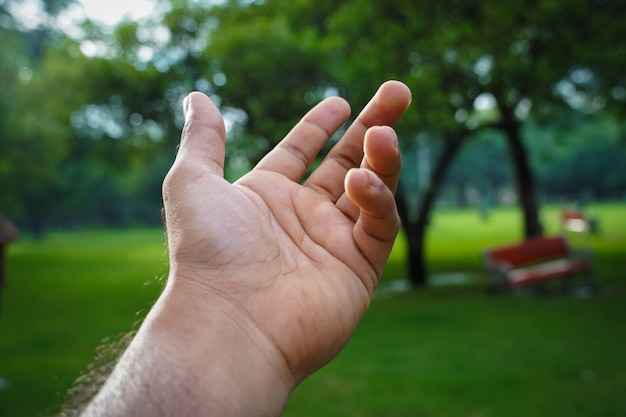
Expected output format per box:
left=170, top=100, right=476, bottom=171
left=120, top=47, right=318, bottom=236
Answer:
left=396, top=135, right=465, bottom=287
left=396, top=118, right=542, bottom=287
left=500, top=120, right=543, bottom=237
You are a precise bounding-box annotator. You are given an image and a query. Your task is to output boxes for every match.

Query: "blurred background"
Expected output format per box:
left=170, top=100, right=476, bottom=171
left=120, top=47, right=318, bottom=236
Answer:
left=1, top=0, right=625, bottom=416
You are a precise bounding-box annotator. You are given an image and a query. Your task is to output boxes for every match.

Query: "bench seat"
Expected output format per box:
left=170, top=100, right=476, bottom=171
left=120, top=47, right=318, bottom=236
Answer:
left=508, top=258, right=590, bottom=287
left=484, top=236, right=595, bottom=294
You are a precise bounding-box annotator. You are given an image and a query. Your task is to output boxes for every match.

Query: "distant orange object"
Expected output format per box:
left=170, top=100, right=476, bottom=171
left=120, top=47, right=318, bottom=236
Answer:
left=0, top=215, right=20, bottom=245
left=0, top=214, right=20, bottom=293
left=560, top=208, right=598, bottom=233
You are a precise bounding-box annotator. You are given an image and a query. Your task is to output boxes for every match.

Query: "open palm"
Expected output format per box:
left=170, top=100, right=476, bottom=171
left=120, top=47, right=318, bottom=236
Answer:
left=162, top=81, right=412, bottom=383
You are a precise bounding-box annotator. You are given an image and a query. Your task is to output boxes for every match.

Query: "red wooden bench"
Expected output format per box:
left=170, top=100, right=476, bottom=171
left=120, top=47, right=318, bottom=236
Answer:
left=483, top=236, right=595, bottom=294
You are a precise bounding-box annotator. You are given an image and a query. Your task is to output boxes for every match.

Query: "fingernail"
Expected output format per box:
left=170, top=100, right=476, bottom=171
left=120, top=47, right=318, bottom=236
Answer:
left=347, top=168, right=370, bottom=189
left=388, top=127, right=399, bottom=150
left=183, top=94, right=191, bottom=123
left=363, top=169, right=382, bottom=190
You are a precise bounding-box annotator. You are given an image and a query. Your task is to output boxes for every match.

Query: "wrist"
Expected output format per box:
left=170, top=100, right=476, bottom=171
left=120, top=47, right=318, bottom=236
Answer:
left=153, top=277, right=295, bottom=413
left=85, top=274, right=294, bottom=417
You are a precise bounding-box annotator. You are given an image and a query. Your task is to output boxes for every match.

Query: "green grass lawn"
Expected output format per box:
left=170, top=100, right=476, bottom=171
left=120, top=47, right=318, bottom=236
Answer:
left=0, top=229, right=167, bottom=416
left=1, top=203, right=625, bottom=416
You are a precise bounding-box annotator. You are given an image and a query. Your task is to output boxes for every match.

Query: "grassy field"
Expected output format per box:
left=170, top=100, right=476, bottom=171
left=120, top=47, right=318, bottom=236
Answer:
left=1, top=203, right=624, bottom=416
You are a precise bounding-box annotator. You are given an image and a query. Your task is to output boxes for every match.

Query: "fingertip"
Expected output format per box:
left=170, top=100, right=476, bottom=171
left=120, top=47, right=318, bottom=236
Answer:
left=322, top=95, right=352, bottom=116
left=361, top=126, right=401, bottom=194
left=364, top=126, right=399, bottom=156
left=379, top=80, right=412, bottom=107
left=361, top=81, right=412, bottom=129
left=306, top=96, right=352, bottom=134
left=180, top=92, right=226, bottom=140
left=175, top=91, right=227, bottom=176
left=345, top=168, right=384, bottom=203
left=182, top=92, right=206, bottom=124
left=345, top=168, right=365, bottom=195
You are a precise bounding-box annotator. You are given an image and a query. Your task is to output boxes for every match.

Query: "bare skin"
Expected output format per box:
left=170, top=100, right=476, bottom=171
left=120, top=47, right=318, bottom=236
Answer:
left=81, top=81, right=412, bottom=417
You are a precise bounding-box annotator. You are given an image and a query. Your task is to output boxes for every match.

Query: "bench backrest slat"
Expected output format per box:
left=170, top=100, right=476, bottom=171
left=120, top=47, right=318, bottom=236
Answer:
left=485, top=236, right=570, bottom=268
left=561, top=209, right=585, bottom=221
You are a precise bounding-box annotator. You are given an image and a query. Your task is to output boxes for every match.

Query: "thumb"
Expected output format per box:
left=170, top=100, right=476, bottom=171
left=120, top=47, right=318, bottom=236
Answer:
left=177, top=92, right=227, bottom=177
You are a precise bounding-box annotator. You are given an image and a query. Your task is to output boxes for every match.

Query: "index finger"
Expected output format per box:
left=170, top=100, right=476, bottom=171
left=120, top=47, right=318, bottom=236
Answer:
left=304, top=81, right=411, bottom=201
left=254, top=96, right=351, bottom=182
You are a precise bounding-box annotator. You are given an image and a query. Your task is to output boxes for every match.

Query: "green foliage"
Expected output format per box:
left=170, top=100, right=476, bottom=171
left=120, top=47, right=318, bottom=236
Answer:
left=440, top=129, right=514, bottom=206
left=0, top=5, right=182, bottom=232
left=1, top=0, right=625, bottom=235
left=527, top=116, right=626, bottom=200
left=203, top=2, right=334, bottom=161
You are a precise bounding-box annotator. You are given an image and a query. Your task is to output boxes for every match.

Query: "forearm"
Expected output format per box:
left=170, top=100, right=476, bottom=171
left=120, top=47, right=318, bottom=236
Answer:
left=81, top=279, right=293, bottom=417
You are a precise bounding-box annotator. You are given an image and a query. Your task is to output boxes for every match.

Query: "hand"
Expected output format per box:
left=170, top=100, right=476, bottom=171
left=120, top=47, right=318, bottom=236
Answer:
left=82, top=81, right=411, bottom=417
left=163, top=80, right=410, bottom=377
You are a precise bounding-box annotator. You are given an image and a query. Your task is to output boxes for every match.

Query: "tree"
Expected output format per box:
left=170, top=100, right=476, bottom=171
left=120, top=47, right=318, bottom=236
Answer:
left=1, top=0, right=181, bottom=232
left=528, top=114, right=626, bottom=201
left=319, top=0, right=626, bottom=285
left=6, top=0, right=622, bottom=275
left=189, top=0, right=626, bottom=286
left=0, top=1, right=80, bottom=234
left=202, top=2, right=335, bottom=165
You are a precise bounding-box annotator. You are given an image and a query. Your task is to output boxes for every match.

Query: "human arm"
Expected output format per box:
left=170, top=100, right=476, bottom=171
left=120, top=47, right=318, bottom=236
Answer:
left=80, top=81, right=412, bottom=416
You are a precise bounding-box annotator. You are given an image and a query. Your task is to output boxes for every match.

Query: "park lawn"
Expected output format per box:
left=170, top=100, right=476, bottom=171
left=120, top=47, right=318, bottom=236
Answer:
left=285, top=292, right=626, bottom=417
left=0, top=229, right=167, bottom=416
left=1, top=203, right=625, bottom=416
left=285, top=202, right=626, bottom=417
